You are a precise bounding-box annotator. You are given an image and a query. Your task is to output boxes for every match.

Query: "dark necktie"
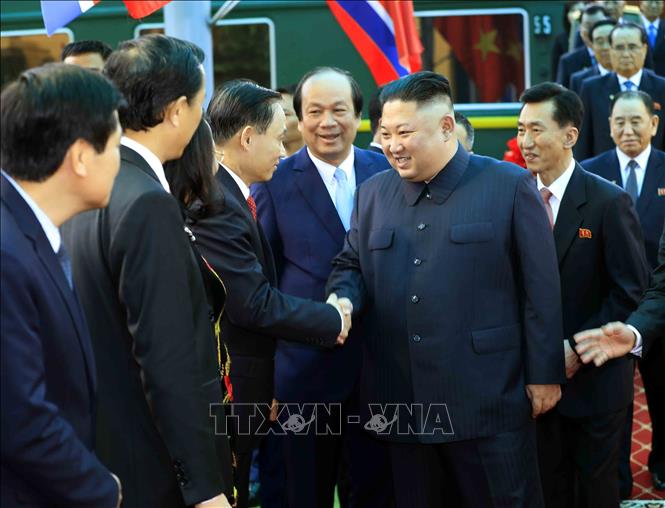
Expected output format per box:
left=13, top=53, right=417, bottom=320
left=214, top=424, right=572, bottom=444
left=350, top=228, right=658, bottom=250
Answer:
left=540, top=187, right=554, bottom=229
left=625, top=159, right=639, bottom=204
left=246, top=195, right=257, bottom=221
left=57, top=245, right=73, bottom=289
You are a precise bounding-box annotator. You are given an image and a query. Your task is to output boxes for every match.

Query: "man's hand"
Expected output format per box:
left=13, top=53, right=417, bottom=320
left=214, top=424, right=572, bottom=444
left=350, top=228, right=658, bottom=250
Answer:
left=327, top=293, right=352, bottom=345
left=573, top=322, right=636, bottom=367
left=195, top=493, right=232, bottom=508
left=563, top=340, right=581, bottom=379
left=525, top=384, right=561, bottom=418
left=111, top=473, right=122, bottom=508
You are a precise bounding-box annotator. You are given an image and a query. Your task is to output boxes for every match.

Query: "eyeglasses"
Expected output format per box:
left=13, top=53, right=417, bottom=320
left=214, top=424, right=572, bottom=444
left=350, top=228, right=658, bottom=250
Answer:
left=611, top=44, right=644, bottom=53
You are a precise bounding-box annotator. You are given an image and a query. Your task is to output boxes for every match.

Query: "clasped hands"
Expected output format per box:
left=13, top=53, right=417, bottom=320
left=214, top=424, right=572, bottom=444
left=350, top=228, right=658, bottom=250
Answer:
left=326, top=293, right=353, bottom=345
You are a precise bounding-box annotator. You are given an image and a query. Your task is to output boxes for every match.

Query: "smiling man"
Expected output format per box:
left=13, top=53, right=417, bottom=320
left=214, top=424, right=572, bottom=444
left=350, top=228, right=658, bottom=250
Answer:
left=326, top=71, right=565, bottom=507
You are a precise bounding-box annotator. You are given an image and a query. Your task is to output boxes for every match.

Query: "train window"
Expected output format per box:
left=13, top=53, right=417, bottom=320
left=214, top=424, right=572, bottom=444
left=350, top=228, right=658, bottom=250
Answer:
left=415, top=8, right=530, bottom=110
left=135, top=18, right=275, bottom=89
left=1, top=29, right=73, bottom=89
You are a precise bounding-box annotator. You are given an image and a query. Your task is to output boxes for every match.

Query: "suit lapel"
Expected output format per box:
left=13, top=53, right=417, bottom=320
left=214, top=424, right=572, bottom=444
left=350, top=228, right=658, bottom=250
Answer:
left=554, top=164, right=588, bottom=265
left=0, top=176, right=97, bottom=392
left=120, top=145, right=161, bottom=184
left=607, top=150, right=622, bottom=185
left=637, top=149, right=665, bottom=216
left=293, top=149, right=347, bottom=243
left=354, top=146, right=381, bottom=186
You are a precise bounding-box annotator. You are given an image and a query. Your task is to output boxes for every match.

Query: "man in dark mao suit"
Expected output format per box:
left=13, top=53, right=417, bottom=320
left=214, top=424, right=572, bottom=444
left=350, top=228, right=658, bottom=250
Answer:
left=326, top=71, right=565, bottom=508
left=1, top=64, right=122, bottom=507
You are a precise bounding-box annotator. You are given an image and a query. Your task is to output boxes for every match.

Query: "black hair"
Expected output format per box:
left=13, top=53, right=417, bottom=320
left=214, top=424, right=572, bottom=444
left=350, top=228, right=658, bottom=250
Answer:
left=61, top=40, right=113, bottom=61
left=104, top=34, right=204, bottom=131
left=611, top=90, right=656, bottom=116
left=610, top=21, right=648, bottom=46
left=276, top=84, right=297, bottom=95
left=590, top=18, right=617, bottom=41
left=519, top=82, right=584, bottom=130
left=368, top=86, right=384, bottom=136
left=380, top=71, right=453, bottom=108
left=293, top=67, right=363, bottom=121
left=582, top=4, right=610, bottom=22
left=207, top=79, right=281, bottom=144
left=454, top=111, right=475, bottom=148
left=164, top=118, right=223, bottom=220
left=1, top=63, right=124, bottom=182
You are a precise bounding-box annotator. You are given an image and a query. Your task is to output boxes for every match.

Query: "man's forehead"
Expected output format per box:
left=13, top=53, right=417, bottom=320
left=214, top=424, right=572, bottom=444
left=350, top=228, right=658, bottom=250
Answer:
left=612, top=28, right=642, bottom=42
left=612, top=99, right=648, bottom=116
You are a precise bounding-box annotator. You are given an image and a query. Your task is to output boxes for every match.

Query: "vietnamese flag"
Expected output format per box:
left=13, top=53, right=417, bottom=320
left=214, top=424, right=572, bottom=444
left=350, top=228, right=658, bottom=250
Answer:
left=122, top=0, right=172, bottom=19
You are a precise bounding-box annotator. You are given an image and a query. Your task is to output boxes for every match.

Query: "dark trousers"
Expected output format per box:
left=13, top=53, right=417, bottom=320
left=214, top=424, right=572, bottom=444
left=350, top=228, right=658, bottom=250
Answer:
left=537, top=407, right=627, bottom=508
left=641, top=339, right=665, bottom=475
left=277, top=400, right=393, bottom=508
left=390, top=423, right=543, bottom=508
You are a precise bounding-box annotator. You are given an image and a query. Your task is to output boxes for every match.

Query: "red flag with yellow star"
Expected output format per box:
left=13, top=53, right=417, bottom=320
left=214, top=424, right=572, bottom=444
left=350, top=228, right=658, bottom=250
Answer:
left=435, top=15, right=524, bottom=102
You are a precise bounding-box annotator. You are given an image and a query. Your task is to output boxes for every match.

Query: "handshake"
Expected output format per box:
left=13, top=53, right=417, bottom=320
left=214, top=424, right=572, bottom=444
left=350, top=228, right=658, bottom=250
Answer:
left=326, top=293, right=353, bottom=345
left=572, top=322, right=638, bottom=366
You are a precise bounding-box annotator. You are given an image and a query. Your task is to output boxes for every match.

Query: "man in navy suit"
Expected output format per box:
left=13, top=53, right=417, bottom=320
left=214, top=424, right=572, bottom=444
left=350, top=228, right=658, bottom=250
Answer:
left=253, top=67, right=391, bottom=508
left=581, top=90, right=665, bottom=492
left=518, top=82, right=650, bottom=508
left=570, top=18, right=616, bottom=93
left=1, top=64, right=123, bottom=507
left=576, top=22, right=665, bottom=160
left=326, top=71, right=565, bottom=507
left=641, top=0, right=665, bottom=77
left=557, top=5, right=609, bottom=88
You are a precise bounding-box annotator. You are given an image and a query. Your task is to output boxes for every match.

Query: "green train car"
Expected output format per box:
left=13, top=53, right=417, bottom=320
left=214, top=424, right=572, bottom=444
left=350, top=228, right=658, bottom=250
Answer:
left=0, top=0, right=643, bottom=157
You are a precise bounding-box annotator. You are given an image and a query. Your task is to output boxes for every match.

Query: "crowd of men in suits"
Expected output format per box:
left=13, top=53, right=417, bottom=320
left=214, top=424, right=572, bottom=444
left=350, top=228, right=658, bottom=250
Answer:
left=1, top=13, right=664, bottom=508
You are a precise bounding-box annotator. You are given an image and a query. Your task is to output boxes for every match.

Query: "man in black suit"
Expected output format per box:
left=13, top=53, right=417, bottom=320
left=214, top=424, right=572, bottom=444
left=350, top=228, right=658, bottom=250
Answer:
left=557, top=5, right=609, bottom=88
left=581, top=90, right=665, bottom=493
left=1, top=63, right=123, bottom=508
left=518, top=82, right=650, bottom=508
left=327, top=71, right=565, bottom=507
left=576, top=22, right=665, bottom=160
left=62, top=35, right=231, bottom=508
left=641, top=0, right=665, bottom=77
left=192, top=80, right=351, bottom=508
left=570, top=18, right=616, bottom=93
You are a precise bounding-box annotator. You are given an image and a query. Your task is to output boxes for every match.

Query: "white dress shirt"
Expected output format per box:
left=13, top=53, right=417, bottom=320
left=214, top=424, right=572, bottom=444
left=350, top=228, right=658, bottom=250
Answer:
left=307, top=147, right=356, bottom=205
left=536, top=158, right=576, bottom=224
left=597, top=62, right=610, bottom=76
left=617, top=69, right=644, bottom=91
left=2, top=170, right=60, bottom=253
left=642, top=15, right=660, bottom=41
left=120, top=137, right=171, bottom=193
left=616, top=144, right=650, bottom=197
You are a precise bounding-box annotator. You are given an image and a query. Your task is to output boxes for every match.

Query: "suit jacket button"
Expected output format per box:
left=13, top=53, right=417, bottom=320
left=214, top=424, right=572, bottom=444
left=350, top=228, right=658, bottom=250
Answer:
left=417, top=223, right=427, bottom=231
left=412, top=334, right=421, bottom=342
left=411, top=295, right=420, bottom=303
left=413, top=258, right=422, bottom=265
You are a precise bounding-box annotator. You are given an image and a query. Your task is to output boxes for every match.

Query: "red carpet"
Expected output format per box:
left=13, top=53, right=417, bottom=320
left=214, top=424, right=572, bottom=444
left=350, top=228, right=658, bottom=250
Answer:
left=627, top=369, right=665, bottom=504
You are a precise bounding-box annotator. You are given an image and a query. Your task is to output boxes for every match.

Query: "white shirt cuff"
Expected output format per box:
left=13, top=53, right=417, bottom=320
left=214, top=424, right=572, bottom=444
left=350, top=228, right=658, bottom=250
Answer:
left=627, top=324, right=642, bottom=357
left=335, top=305, right=344, bottom=335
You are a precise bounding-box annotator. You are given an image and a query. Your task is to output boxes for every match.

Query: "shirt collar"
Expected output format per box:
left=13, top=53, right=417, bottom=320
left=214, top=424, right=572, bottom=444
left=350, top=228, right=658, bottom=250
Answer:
left=617, top=69, right=643, bottom=88
left=642, top=15, right=660, bottom=30
left=307, top=147, right=355, bottom=186
left=222, top=164, right=251, bottom=199
left=120, top=136, right=171, bottom=193
left=1, top=170, right=60, bottom=253
left=597, top=62, right=610, bottom=75
left=616, top=144, right=651, bottom=171
left=537, top=157, right=576, bottom=202
left=401, top=143, right=469, bottom=206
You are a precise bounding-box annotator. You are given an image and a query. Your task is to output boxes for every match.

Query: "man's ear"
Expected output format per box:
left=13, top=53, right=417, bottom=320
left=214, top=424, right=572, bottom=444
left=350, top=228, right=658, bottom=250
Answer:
left=239, top=125, right=254, bottom=151
left=165, top=96, right=188, bottom=128
left=441, top=114, right=455, bottom=140
left=563, top=126, right=579, bottom=149
left=65, top=139, right=91, bottom=178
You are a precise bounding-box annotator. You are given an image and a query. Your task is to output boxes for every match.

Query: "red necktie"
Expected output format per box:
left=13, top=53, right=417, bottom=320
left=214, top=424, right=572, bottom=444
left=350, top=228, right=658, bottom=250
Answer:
left=540, top=188, right=554, bottom=229
left=246, top=195, right=257, bottom=221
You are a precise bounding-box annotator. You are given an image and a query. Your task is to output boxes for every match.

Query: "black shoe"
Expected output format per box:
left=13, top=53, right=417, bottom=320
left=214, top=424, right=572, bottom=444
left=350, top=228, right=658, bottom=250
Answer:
left=653, top=471, right=665, bottom=490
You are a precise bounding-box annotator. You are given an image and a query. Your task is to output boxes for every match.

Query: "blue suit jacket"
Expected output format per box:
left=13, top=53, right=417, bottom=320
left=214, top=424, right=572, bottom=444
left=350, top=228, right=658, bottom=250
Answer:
left=253, top=146, right=388, bottom=403
left=326, top=148, right=565, bottom=443
left=581, top=147, right=665, bottom=268
left=570, top=65, right=599, bottom=94
left=575, top=70, right=665, bottom=160
left=0, top=175, right=117, bottom=507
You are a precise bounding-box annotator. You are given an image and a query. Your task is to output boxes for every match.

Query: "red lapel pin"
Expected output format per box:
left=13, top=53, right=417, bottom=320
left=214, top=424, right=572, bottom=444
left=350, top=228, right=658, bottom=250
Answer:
left=579, top=228, right=592, bottom=239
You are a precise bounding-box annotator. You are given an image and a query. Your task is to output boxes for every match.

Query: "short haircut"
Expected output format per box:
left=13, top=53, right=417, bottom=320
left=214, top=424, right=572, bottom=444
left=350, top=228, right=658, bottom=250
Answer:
left=590, top=18, right=617, bottom=41
left=276, top=84, right=296, bottom=96
left=454, top=111, right=475, bottom=148
left=165, top=118, right=223, bottom=220
left=61, top=39, right=113, bottom=61
left=1, top=63, right=123, bottom=182
left=368, top=86, right=384, bottom=136
left=582, top=4, right=609, bottom=21
left=610, top=21, right=648, bottom=46
left=611, top=90, right=656, bottom=116
left=519, top=82, right=584, bottom=130
left=104, top=34, right=204, bottom=131
left=207, top=79, right=281, bottom=144
left=380, top=71, right=453, bottom=108
left=293, top=67, right=363, bottom=121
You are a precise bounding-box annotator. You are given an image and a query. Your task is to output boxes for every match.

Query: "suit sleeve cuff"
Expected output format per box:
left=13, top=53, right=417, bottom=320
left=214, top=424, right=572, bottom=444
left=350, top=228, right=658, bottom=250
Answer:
left=627, top=324, right=642, bottom=358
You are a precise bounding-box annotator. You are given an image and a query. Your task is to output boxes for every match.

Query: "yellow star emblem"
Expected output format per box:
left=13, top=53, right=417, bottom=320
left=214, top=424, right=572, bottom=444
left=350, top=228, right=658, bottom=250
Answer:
left=474, top=29, right=500, bottom=60
left=506, top=41, right=522, bottom=62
